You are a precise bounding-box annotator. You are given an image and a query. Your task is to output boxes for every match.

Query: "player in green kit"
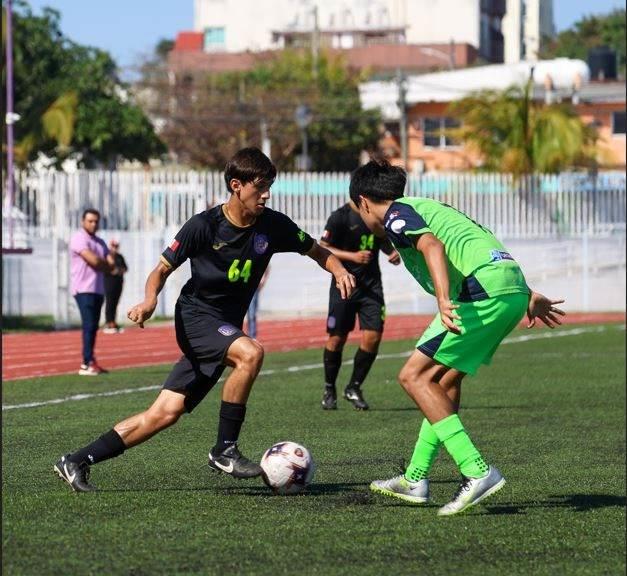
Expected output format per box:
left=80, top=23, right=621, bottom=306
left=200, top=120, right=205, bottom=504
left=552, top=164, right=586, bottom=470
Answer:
left=350, top=159, right=565, bottom=516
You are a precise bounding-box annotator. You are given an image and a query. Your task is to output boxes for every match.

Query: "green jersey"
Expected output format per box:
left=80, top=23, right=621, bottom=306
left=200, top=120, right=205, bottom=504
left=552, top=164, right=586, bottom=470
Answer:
left=383, top=197, right=529, bottom=301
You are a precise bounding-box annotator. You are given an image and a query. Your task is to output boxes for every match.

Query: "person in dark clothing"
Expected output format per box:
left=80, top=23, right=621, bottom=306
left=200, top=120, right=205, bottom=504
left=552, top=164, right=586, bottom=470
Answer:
left=54, top=147, right=355, bottom=492
left=320, top=201, right=400, bottom=411
left=103, top=240, right=128, bottom=334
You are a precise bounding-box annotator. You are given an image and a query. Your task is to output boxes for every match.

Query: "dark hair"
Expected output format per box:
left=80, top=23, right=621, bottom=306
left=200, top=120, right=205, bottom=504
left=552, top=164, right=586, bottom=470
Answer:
left=349, top=158, right=407, bottom=206
left=82, top=208, right=101, bottom=220
left=224, top=147, right=277, bottom=193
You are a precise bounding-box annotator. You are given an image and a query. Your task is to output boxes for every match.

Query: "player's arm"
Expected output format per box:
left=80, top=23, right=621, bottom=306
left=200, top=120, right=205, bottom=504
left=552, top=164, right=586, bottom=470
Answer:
left=319, top=239, right=372, bottom=264
left=306, top=241, right=356, bottom=299
left=526, top=291, right=565, bottom=329
left=379, top=237, right=400, bottom=265
left=127, top=261, right=174, bottom=328
left=415, top=233, right=461, bottom=334
left=78, top=249, right=115, bottom=272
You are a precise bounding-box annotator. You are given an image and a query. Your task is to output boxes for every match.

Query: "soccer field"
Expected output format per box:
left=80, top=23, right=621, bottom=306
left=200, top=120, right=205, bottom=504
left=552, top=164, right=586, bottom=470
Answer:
left=3, top=324, right=626, bottom=575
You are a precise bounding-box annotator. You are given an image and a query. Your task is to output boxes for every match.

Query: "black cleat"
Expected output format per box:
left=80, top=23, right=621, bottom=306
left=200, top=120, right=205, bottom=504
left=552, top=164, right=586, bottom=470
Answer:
left=208, top=444, right=262, bottom=479
left=54, top=455, right=97, bottom=492
left=321, top=386, right=337, bottom=410
left=344, top=386, right=369, bottom=410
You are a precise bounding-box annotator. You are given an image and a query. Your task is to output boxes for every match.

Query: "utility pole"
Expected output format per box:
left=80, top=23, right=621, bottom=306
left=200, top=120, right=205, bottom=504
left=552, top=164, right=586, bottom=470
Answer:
left=4, top=0, right=16, bottom=249
left=295, top=104, right=313, bottom=171
left=396, top=69, right=408, bottom=168
left=260, top=118, right=271, bottom=159
left=311, top=5, right=319, bottom=80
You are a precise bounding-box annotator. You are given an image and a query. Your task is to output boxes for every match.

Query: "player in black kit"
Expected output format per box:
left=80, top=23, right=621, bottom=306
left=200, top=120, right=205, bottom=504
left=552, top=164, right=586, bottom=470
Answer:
left=320, top=200, right=400, bottom=411
left=54, top=148, right=356, bottom=492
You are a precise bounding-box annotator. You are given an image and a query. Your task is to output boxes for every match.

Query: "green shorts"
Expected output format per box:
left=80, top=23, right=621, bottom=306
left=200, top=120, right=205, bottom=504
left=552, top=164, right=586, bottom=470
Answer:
left=416, top=292, right=529, bottom=376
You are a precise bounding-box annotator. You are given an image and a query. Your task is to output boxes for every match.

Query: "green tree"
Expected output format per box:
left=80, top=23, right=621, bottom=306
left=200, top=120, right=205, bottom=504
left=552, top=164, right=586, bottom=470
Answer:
left=448, top=83, right=597, bottom=174
left=2, top=1, right=165, bottom=168
left=148, top=50, right=381, bottom=170
left=541, top=9, right=626, bottom=75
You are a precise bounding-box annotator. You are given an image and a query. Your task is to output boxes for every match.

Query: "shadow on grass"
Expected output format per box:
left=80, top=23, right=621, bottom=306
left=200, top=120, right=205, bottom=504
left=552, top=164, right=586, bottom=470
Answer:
left=373, top=405, right=531, bottom=412
left=485, top=494, right=627, bottom=515
left=100, top=481, right=367, bottom=497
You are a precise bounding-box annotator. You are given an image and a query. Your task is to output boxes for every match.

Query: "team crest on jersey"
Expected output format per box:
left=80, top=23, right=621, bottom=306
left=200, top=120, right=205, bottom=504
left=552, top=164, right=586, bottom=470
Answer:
left=390, top=219, right=406, bottom=233
left=253, top=233, right=269, bottom=254
left=218, top=324, right=238, bottom=336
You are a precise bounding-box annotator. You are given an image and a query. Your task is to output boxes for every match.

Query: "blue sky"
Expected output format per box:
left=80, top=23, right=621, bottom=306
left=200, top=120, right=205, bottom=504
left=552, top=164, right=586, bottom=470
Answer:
left=24, top=0, right=627, bottom=73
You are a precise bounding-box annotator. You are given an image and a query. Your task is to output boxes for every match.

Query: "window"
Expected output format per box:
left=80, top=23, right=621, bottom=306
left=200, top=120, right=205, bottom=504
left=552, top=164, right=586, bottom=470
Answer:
left=204, top=27, right=225, bottom=52
left=612, top=111, right=626, bottom=135
left=423, top=117, right=460, bottom=148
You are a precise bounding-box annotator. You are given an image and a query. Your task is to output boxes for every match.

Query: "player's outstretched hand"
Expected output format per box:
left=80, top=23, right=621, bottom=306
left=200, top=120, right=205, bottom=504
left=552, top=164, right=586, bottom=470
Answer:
left=388, top=250, right=401, bottom=266
left=438, top=298, right=462, bottom=334
left=527, top=291, right=565, bottom=329
left=127, top=299, right=157, bottom=328
left=353, top=250, right=372, bottom=264
left=336, top=272, right=357, bottom=300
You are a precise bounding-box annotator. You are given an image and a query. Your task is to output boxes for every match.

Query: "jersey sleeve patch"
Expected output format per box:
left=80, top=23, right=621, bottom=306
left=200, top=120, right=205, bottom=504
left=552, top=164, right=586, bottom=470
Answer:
left=384, top=202, right=430, bottom=247
left=161, top=214, right=207, bottom=269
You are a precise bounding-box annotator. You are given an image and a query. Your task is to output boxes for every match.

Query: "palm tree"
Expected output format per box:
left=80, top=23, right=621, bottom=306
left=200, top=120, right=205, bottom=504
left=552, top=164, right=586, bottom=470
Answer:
left=448, top=82, right=597, bottom=175
left=13, top=91, right=78, bottom=167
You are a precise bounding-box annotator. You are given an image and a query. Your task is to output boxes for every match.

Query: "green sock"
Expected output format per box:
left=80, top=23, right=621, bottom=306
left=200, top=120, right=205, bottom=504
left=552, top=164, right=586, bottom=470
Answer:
left=432, top=414, right=489, bottom=478
left=405, top=419, right=440, bottom=482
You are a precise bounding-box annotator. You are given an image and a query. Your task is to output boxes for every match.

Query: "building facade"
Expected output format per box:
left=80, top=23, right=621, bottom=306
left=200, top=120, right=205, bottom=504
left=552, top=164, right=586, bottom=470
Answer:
left=503, top=0, right=556, bottom=63
left=360, top=60, right=626, bottom=172
left=193, top=0, right=508, bottom=62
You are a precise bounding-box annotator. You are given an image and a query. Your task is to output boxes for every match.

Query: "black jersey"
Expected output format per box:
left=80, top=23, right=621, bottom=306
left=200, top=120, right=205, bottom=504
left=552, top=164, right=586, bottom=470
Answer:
left=321, top=203, right=393, bottom=289
left=161, top=205, right=314, bottom=325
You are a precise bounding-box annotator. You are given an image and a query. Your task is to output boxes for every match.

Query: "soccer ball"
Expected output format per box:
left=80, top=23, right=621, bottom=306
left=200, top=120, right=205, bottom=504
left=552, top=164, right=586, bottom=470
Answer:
left=260, top=441, right=316, bottom=495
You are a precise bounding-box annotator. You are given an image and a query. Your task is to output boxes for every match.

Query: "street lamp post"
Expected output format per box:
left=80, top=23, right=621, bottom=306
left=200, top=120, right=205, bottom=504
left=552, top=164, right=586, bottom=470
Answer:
left=4, top=0, right=16, bottom=249
left=294, top=104, right=313, bottom=171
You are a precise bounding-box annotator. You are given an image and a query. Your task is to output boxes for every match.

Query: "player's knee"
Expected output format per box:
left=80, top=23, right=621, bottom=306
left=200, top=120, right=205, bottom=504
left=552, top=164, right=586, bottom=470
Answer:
left=327, top=334, right=347, bottom=351
left=239, top=339, right=265, bottom=370
left=398, top=367, right=428, bottom=394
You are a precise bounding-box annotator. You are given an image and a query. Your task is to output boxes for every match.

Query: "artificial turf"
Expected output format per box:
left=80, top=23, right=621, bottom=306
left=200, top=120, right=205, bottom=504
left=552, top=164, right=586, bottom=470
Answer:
left=2, top=324, right=625, bottom=575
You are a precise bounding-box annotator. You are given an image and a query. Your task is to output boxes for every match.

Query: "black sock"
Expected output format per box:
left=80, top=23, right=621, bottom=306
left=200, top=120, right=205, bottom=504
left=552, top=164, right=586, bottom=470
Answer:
left=68, top=429, right=126, bottom=466
left=213, top=401, right=247, bottom=454
left=323, top=348, right=343, bottom=388
left=348, top=348, right=378, bottom=389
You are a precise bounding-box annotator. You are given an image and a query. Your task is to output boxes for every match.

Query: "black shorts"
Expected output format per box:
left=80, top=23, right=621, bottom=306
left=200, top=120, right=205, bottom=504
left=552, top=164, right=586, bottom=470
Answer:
left=163, top=304, right=245, bottom=412
left=326, top=283, right=386, bottom=335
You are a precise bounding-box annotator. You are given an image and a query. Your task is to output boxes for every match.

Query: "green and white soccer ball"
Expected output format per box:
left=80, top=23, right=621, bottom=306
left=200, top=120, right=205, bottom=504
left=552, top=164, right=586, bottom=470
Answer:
left=260, top=441, right=316, bottom=495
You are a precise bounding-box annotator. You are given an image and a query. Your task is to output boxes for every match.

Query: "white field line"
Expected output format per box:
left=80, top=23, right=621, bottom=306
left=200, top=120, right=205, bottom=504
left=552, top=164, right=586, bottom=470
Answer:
left=2, top=325, right=622, bottom=411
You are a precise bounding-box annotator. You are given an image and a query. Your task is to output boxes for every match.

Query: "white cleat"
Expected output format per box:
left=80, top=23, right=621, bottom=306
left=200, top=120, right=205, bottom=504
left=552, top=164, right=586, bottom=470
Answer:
left=369, top=475, right=430, bottom=504
left=438, top=466, right=505, bottom=516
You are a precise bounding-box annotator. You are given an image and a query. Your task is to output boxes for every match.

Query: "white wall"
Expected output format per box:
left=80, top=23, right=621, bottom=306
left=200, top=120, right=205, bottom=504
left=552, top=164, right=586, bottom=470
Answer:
left=3, top=235, right=625, bottom=324
left=404, top=0, right=480, bottom=47
left=524, top=0, right=555, bottom=62
left=503, top=0, right=555, bottom=64
left=503, top=0, right=523, bottom=64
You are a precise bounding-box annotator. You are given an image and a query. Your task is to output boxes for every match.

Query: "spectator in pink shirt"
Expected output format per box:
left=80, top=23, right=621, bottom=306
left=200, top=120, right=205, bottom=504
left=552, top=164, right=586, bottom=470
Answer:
left=70, top=209, right=116, bottom=375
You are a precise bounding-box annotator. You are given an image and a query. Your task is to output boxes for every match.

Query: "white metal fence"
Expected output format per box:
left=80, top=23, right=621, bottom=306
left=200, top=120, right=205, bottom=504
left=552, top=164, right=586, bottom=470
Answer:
left=5, top=169, right=627, bottom=240
left=2, top=169, right=626, bottom=324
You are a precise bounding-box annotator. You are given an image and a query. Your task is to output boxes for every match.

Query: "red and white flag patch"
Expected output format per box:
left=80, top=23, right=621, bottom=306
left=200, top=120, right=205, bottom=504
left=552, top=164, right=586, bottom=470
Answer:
left=169, top=239, right=180, bottom=252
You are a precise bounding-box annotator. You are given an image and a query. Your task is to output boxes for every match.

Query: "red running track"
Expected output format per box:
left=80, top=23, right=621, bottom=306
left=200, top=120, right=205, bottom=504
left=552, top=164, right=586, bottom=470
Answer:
left=2, top=313, right=624, bottom=381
